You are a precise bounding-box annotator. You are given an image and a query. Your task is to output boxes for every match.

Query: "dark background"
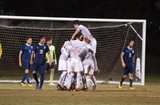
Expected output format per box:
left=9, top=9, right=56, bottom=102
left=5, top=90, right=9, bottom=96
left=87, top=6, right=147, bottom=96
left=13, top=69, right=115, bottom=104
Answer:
left=0, top=0, right=159, bottom=73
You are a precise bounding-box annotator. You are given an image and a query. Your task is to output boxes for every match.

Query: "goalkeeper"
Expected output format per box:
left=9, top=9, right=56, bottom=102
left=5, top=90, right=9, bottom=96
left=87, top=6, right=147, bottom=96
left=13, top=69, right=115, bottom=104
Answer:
left=0, top=43, right=2, bottom=59
left=46, top=37, right=57, bottom=86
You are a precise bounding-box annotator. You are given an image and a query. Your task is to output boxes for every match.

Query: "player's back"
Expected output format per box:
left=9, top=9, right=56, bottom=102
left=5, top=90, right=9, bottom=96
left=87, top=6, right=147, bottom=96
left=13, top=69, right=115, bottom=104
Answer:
left=79, top=25, right=93, bottom=39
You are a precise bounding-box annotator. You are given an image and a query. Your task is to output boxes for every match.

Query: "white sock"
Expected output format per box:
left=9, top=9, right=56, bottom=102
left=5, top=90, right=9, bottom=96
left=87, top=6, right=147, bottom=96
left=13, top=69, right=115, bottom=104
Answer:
left=91, top=75, right=97, bottom=86
left=76, top=72, right=82, bottom=89
left=58, top=71, right=67, bottom=86
left=66, top=73, right=74, bottom=89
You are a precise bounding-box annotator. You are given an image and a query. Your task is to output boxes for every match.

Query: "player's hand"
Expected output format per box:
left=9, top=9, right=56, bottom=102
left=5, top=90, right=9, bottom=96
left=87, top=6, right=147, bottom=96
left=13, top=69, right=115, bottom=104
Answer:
left=122, top=62, right=126, bottom=68
left=19, top=62, right=22, bottom=67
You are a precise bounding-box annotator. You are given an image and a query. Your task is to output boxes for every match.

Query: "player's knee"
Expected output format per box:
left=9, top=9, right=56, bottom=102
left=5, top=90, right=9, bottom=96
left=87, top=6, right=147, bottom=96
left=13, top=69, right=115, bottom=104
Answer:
left=25, top=69, right=29, bottom=74
left=129, top=73, right=133, bottom=79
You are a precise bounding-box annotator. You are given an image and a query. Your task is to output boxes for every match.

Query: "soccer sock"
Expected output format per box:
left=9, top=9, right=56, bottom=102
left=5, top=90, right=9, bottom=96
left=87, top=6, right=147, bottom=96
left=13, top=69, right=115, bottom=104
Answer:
left=25, top=73, right=30, bottom=84
left=33, top=73, right=39, bottom=84
left=66, top=73, right=74, bottom=89
left=76, top=73, right=82, bottom=89
left=82, top=75, right=87, bottom=88
left=120, top=77, right=125, bottom=86
left=129, top=79, right=133, bottom=87
left=21, top=74, right=27, bottom=83
left=58, top=71, right=67, bottom=86
left=50, top=69, right=54, bottom=83
left=91, top=76, right=97, bottom=86
left=39, top=73, right=45, bottom=89
left=86, top=76, right=93, bottom=87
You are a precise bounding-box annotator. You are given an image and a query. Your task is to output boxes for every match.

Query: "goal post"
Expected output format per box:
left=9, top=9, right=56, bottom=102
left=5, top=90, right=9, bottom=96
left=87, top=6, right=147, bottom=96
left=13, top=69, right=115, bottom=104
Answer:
left=0, top=15, right=146, bottom=86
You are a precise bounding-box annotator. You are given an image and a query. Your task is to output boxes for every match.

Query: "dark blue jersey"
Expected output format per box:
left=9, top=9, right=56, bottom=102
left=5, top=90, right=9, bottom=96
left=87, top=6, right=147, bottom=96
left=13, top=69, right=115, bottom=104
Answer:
left=122, top=47, right=135, bottom=66
left=33, top=43, right=50, bottom=64
left=20, top=44, right=33, bottom=63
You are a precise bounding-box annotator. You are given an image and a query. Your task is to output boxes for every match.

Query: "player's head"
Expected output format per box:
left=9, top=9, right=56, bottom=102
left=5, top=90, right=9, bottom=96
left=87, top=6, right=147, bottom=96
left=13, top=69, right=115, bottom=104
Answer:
left=128, top=39, right=134, bottom=48
left=73, top=20, right=80, bottom=28
left=82, top=36, right=89, bottom=44
left=26, top=37, right=32, bottom=45
left=47, top=37, right=53, bottom=45
left=39, top=35, right=46, bottom=44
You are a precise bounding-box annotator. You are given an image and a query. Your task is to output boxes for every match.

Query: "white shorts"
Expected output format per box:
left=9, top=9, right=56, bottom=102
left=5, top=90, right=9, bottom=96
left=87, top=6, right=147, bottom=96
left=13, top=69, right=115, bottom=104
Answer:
left=83, top=58, right=94, bottom=74
left=68, top=57, right=83, bottom=73
left=58, top=55, right=68, bottom=71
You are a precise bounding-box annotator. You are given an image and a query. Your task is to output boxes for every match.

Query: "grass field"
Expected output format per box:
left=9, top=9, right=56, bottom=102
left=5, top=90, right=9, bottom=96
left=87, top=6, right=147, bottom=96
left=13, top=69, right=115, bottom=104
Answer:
left=0, top=73, right=160, bottom=105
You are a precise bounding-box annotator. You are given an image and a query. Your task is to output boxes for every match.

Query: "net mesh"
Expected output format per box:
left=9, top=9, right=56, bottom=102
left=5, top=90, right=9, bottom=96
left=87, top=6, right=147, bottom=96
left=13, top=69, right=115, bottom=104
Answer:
left=0, top=19, right=143, bottom=83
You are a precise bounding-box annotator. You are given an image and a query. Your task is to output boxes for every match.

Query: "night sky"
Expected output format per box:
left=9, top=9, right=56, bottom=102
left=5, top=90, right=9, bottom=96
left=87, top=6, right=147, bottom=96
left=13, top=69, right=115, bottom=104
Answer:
left=0, top=0, right=160, bottom=73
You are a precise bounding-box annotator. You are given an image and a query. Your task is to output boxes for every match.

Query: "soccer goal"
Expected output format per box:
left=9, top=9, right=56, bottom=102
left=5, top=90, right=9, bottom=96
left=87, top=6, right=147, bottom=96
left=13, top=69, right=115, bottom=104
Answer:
left=0, top=16, right=146, bottom=86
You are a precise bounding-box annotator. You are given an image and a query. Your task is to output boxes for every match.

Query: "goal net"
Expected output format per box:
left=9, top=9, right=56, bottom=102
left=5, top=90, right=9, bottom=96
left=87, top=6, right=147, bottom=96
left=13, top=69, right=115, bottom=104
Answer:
left=0, top=16, right=146, bottom=85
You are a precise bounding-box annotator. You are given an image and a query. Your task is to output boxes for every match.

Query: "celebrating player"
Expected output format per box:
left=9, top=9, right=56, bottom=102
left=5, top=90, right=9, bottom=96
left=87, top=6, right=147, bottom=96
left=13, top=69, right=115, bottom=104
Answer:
left=46, top=37, right=57, bottom=86
left=19, top=37, right=33, bottom=87
left=118, top=40, right=135, bottom=89
left=57, top=40, right=70, bottom=90
left=71, top=20, right=98, bottom=71
left=81, top=36, right=97, bottom=91
left=31, top=36, right=51, bottom=89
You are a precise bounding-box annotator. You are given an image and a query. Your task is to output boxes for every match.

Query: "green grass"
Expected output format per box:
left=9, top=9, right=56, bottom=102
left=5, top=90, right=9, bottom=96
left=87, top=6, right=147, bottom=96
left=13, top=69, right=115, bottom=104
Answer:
left=0, top=73, right=159, bottom=105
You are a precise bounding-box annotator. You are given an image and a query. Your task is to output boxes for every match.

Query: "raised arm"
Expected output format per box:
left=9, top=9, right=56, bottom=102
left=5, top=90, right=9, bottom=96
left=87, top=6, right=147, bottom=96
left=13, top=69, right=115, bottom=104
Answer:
left=71, top=27, right=80, bottom=40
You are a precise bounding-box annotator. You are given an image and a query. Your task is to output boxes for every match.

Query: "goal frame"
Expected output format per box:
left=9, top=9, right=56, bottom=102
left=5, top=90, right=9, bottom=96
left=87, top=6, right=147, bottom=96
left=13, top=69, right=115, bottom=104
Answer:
left=0, top=15, right=146, bottom=86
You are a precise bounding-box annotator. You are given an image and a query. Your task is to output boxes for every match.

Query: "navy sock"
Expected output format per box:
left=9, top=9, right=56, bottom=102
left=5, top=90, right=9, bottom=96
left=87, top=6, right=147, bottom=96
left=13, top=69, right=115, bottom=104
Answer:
left=129, top=79, right=133, bottom=87
left=25, top=74, right=30, bottom=84
left=120, top=77, right=125, bottom=86
left=21, top=74, right=27, bottom=83
left=33, top=73, right=39, bottom=84
left=39, top=73, right=44, bottom=89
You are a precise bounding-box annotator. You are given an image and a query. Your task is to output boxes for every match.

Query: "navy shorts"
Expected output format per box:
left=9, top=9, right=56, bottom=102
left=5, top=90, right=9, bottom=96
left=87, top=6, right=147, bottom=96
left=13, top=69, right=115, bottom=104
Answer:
left=23, top=62, right=30, bottom=70
left=33, top=63, right=46, bottom=74
left=123, top=65, right=134, bottom=76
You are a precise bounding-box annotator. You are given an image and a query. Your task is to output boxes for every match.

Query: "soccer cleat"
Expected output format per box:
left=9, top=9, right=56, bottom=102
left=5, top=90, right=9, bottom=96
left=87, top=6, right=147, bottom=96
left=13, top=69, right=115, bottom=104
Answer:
left=28, top=83, right=33, bottom=87
left=118, top=84, right=123, bottom=89
left=129, top=87, right=135, bottom=90
left=20, top=82, right=26, bottom=86
left=93, top=85, right=96, bottom=92
left=57, top=84, right=63, bottom=91
left=35, top=82, right=39, bottom=89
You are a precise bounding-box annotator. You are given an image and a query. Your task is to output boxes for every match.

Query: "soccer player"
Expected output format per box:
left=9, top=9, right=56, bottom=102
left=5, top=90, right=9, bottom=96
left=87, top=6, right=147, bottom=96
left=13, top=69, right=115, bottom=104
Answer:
left=81, top=36, right=97, bottom=91
left=0, top=42, right=2, bottom=59
left=31, top=36, right=51, bottom=89
left=46, top=37, right=57, bottom=86
left=65, top=38, right=84, bottom=91
left=118, top=40, right=135, bottom=89
left=71, top=20, right=98, bottom=71
left=57, top=40, right=70, bottom=89
left=19, top=37, right=33, bottom=86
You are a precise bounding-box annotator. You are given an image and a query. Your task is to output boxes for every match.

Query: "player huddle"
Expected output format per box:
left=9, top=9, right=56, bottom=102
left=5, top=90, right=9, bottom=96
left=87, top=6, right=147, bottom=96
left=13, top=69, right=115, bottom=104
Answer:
left=19, top=20, right=136, bottom=91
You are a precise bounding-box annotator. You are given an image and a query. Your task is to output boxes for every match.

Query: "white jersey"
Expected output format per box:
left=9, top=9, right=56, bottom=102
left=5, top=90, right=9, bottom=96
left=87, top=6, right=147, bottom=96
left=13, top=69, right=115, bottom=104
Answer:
left=78, top=25, right=93, bottom=39
left=58, top=41, right=71, bottom=71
